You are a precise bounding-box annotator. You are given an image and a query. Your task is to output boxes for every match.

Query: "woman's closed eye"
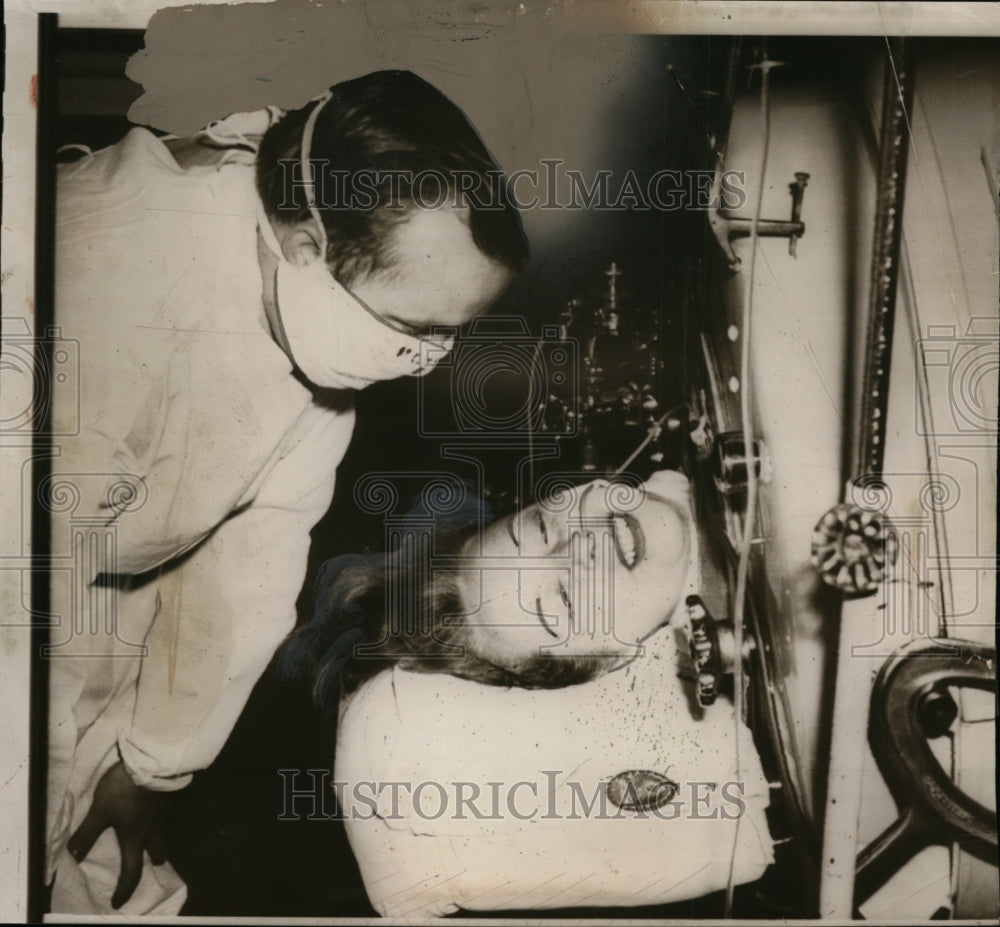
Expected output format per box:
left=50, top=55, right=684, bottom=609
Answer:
left=535, top=509, right=548, bottom=544
left=558, top=578, right=574, bottom=623
left=507, top=509, right=548, bottom=549
left=534, top=597, right=558, bottom=638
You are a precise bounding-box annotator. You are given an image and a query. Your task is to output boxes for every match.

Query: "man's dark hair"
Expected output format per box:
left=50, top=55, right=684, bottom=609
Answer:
left=256, top=70, right=528, bottom=287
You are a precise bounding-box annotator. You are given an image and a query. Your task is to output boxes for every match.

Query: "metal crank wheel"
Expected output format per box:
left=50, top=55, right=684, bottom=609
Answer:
left=854, top=638, right=998, bottom=908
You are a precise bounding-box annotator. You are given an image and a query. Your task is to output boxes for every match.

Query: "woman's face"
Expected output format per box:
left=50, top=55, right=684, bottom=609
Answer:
left=456, top=470, right=693, bottom=669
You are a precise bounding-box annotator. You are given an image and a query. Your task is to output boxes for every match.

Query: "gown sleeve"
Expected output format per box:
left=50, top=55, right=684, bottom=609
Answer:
left=119, top=400, right=356, bottom=789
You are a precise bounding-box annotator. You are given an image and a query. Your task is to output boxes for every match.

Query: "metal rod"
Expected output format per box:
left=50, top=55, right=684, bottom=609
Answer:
left=726, top=217, right=806, bottom=240
left=819, top=38, right=917, bottom=920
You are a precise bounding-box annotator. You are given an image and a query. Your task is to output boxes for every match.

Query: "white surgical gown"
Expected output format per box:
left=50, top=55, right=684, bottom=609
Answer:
left=46, top=125, right=356, bottom=914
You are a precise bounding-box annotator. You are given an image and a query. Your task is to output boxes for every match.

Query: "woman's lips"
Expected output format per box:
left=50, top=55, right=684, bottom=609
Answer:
left=611, top=512, right=645, bottom=570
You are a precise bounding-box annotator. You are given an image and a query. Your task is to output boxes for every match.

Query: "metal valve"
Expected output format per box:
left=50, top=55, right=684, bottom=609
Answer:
left=685, top=595, right=738, bottom=707
left=810, top=501, right=897, bottom=594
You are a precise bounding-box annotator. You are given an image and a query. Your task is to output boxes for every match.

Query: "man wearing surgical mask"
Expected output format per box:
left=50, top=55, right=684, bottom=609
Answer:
left=47, top=71, right=527, bottom=916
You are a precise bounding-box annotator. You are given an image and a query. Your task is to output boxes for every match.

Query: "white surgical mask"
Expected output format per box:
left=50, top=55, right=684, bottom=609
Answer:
left=257, top=90, right=454, bottom=390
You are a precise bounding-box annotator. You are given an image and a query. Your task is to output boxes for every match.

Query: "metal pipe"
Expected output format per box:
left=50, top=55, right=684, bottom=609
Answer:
left=819, top=37, right=917, bottom=919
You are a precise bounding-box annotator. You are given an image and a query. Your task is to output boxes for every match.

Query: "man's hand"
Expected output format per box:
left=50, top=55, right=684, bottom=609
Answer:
left=67, top=761, right=168, bottom=909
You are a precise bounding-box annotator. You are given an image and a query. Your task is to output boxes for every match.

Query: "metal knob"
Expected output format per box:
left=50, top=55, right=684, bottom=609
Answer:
left=713, top=432, right=771, bottom=495
left=685, top=595, right=737, bottom=707
left=917, top=689, right=959, bottom=740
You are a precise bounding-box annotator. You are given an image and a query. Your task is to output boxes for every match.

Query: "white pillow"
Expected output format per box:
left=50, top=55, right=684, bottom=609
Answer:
left=336, top=625, right=774, bottom=917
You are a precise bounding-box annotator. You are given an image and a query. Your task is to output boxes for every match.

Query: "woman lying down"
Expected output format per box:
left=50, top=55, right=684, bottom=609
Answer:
left=281, top=470, right=775, bottom=917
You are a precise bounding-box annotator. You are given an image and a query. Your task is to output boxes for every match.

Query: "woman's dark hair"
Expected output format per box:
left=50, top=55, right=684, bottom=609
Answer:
left=278, top=491, right=608, bottom=718
left=256, top=70, right=529, bottom=287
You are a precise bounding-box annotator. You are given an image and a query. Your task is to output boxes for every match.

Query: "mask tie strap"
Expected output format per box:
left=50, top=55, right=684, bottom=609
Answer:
left=199, top=105, right=285, bottom=166
left=299, top=90, right=335, bottom=246
left=201, top=119, right=257, bottom=151
left=256, top=92, right=331, bottom=260
left=256, top=199, right=286, bottom=260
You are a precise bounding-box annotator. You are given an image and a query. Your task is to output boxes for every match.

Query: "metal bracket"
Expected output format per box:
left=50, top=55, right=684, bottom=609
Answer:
left=709, top=169, right=810, bottom=271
